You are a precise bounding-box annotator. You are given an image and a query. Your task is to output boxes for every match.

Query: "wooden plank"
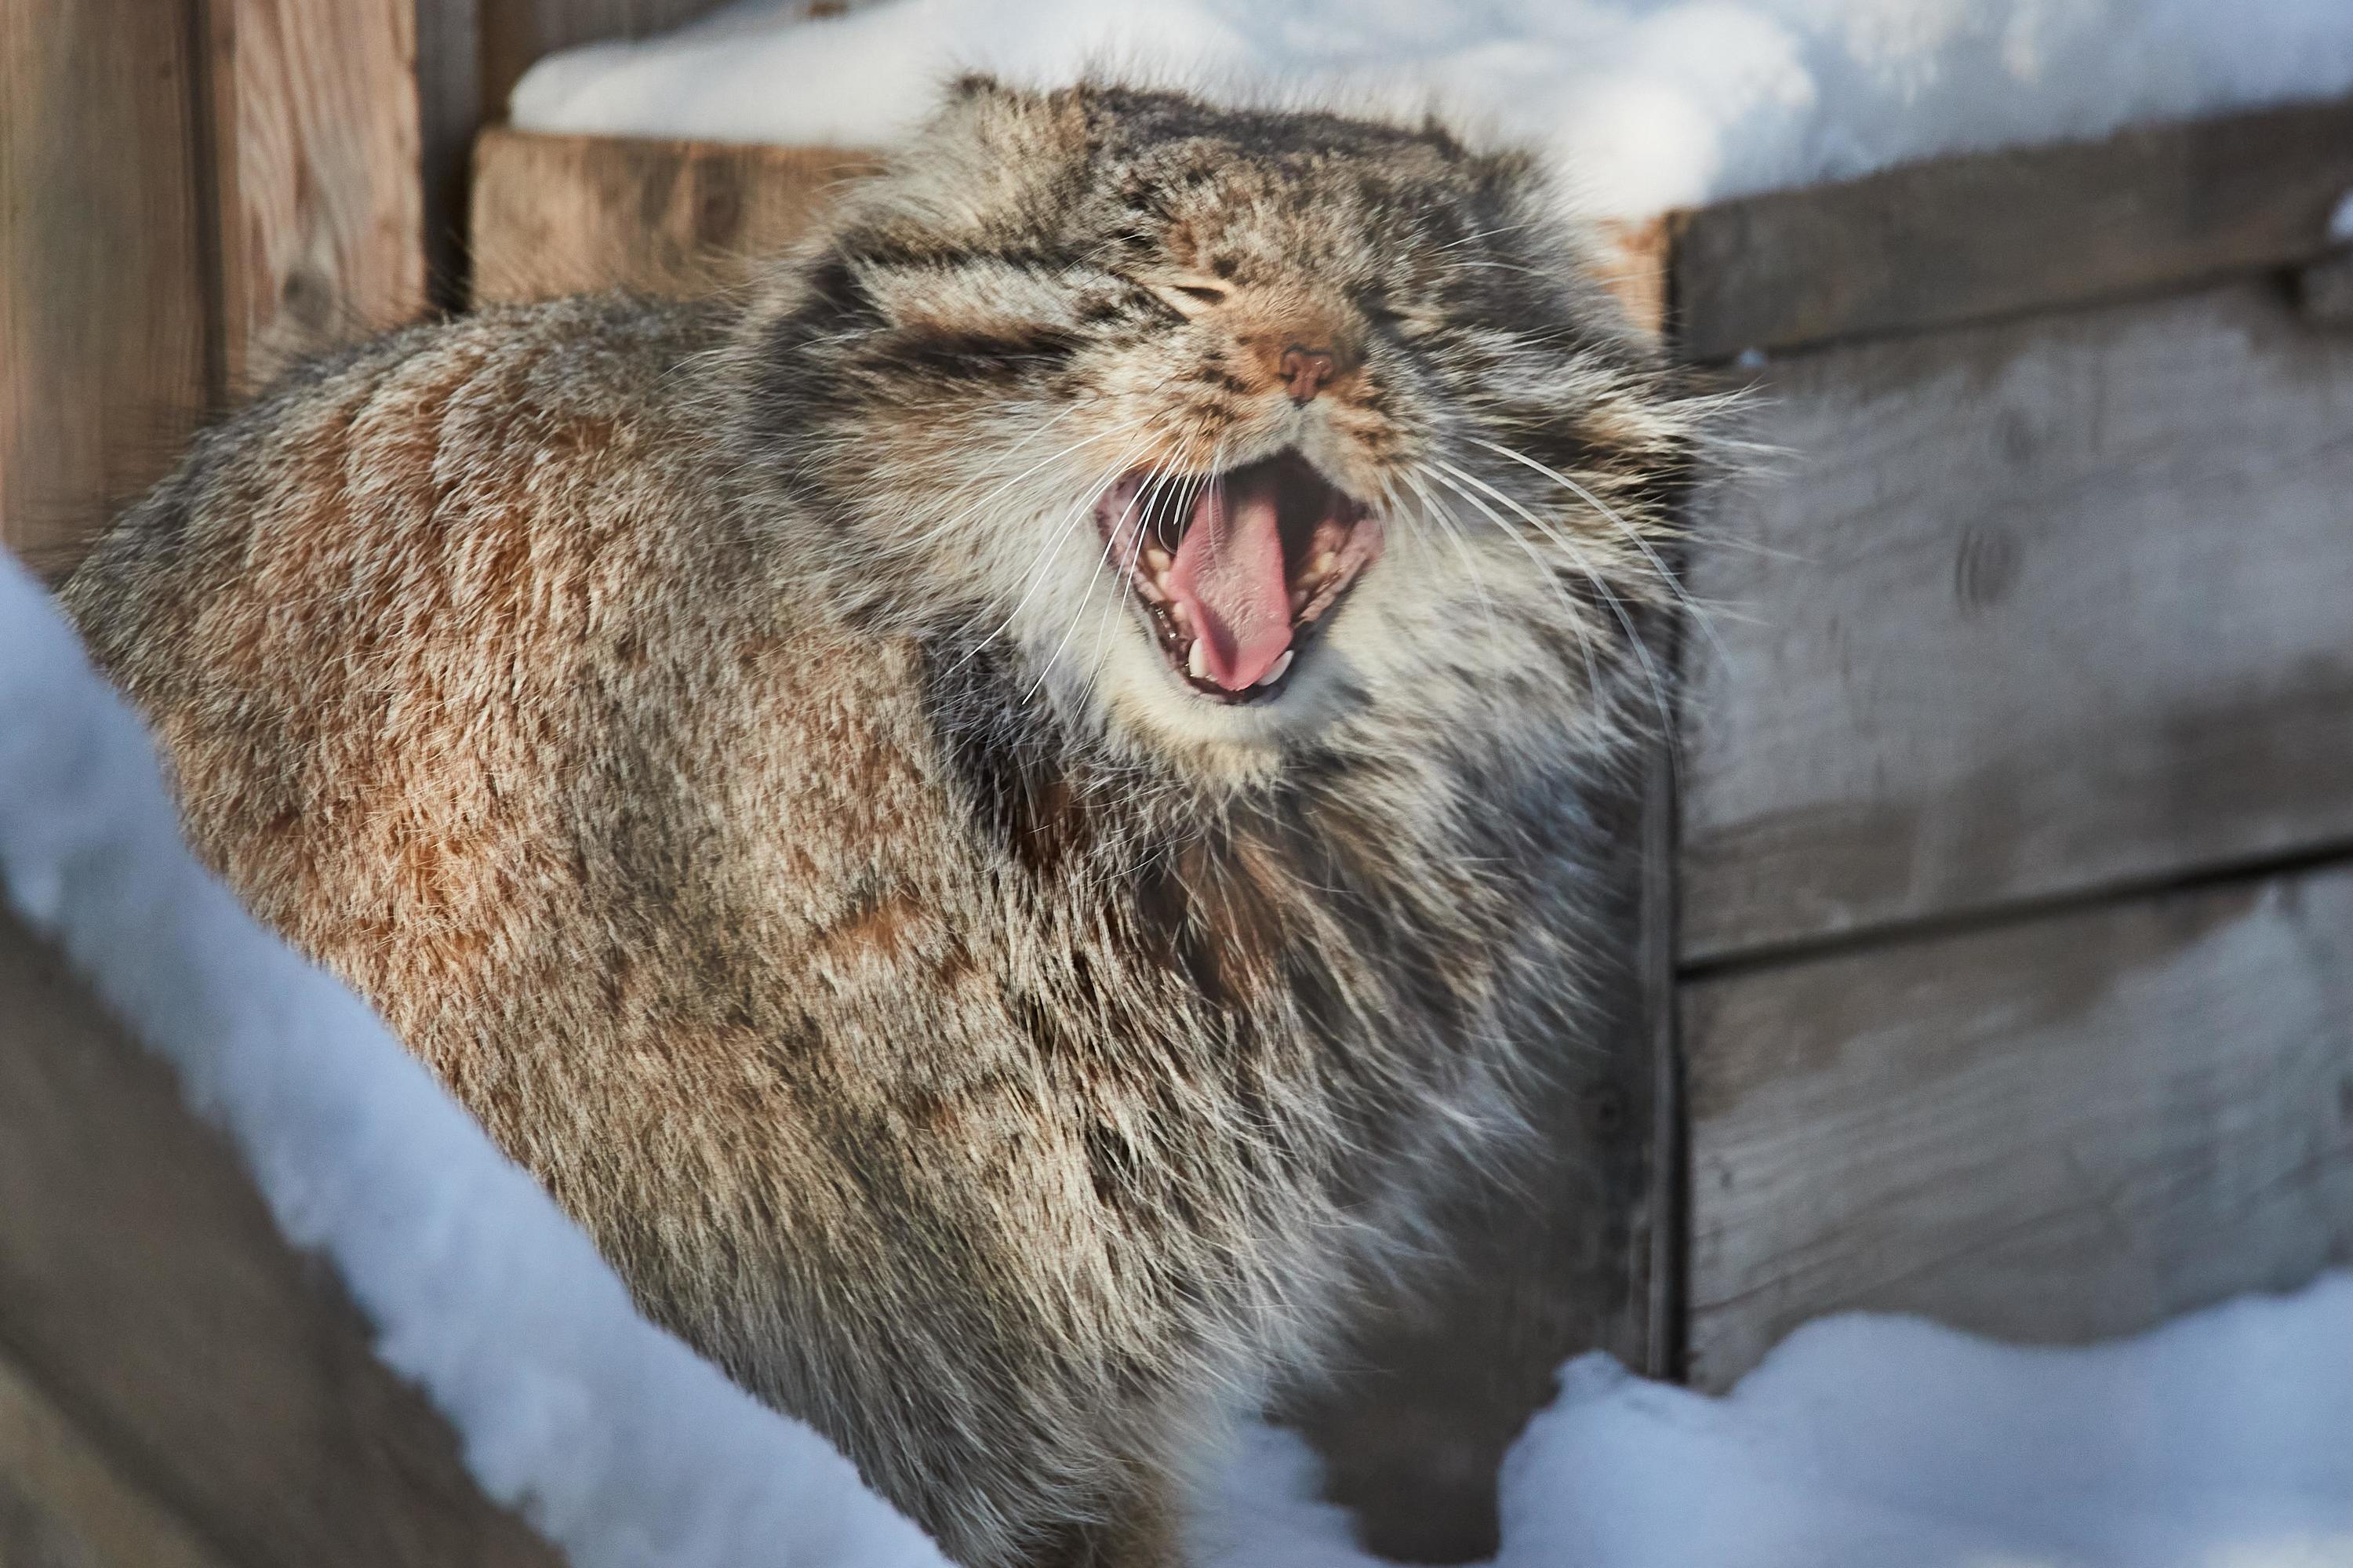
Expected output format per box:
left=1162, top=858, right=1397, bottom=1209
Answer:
left=0, top=0, right=214, bottom=579
left=0, top=1345, right=233, bottom=1568
left=1679, top=279, right=2353, bottom=963
left=1684, top=858, right=2353, bottom=1392
left=205, top=0, right=427, bottom=391
left=1674, top=93, right=2353, bottom=359
left=468, top=127, right=884, bottom=305
left=416, top=0, right=482, bottom=306
left=0, top=905, right=565, bottom=1568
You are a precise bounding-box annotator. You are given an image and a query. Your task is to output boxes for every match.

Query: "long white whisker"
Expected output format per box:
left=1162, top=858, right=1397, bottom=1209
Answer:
left=1460, top=434, right=1726, bottom=668
left=1420, top=460, right=1668, bottom=726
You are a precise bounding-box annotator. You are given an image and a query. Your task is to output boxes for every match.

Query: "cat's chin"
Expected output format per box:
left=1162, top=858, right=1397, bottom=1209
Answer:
left=1078, top=620, right=1348, bottom=776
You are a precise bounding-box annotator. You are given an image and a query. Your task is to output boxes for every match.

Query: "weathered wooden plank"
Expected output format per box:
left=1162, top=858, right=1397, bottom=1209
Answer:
left=1682, top=858, right=2353, bottom=1392
left=1673, top=93, right=2353, bottom=359
left=1679, top=279, right=2353, bottom=963
left=205, top=0, right=428, bottom=391
left=0, top=905, right=564, bottom=1568
left=0, top=0, right=213, bottom=579
left=468, top=127, right=885, bottom=305
left=0, top=1345, right=233, bottom=1568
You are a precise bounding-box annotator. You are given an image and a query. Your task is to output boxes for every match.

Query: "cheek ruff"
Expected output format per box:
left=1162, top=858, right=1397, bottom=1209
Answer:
left=1093, top=451, right=1384, bottom=705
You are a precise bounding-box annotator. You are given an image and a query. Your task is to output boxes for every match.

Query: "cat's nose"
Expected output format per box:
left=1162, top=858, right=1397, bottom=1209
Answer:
left=1278, top=344, right=1338, bottom=404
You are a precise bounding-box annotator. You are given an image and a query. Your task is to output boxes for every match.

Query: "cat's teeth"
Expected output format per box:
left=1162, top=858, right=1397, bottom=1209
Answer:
left=1144, top=545, right=1172, bottom=573
left=1186, top=639, right=1209, bottom=680
left=1256, top=650, right=1294, bottom=688
left=1308, top=550, right=1337, bottom=577
left=1169, top=602, right=1193, bottom=630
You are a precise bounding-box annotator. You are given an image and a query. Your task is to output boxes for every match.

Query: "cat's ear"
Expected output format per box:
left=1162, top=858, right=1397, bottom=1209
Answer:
left=853, top=77, right=1091, bottom=247
left=945, top=71, right=1014, bottom=104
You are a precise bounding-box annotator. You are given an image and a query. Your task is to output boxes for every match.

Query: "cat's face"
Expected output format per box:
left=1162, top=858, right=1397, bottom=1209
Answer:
left=736, top=80, right=1703, bottom=773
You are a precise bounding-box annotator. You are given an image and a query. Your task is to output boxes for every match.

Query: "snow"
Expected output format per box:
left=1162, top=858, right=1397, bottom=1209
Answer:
left=1199, top=1275, right=2353, bottom=1568
left=0, top=556, right=953, bottom=1568
left=509, top=0, right=2353, bottom=218
left=7, top=543, right=2350, bottom=1563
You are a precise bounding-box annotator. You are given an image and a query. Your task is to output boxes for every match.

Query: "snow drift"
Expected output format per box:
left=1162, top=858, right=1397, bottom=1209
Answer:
left=510, top=0, right=2353, bottom=218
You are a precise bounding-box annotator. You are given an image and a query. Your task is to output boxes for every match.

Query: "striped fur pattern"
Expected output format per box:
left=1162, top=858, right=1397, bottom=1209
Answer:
left=64, top=79, right=1711, bottom=1568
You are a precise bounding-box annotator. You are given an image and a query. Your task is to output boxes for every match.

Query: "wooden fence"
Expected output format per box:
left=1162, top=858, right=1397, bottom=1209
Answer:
left=5, top=2, right=2351, bottom=1559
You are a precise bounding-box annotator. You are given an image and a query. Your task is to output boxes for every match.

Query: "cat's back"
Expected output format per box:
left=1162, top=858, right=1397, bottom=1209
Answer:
left=60, top=291, right=780, bottom=1020
left=69, top=291, right=739, bottom=701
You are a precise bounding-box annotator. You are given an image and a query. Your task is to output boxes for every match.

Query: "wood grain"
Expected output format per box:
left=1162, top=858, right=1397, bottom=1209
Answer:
left=1683, top=858, right=2353, bottom=1392
left=1678, top=279, right=2353, bottom=963
left=0, top=905, right=564, bottom=1568
left=468, top=127, right=884, bottom=305
left=1673, top=92, right=2353, bottom=358
left=206, top=0, right=428, bottom=391
left=0, top=0, right=214, bottom=577
left=0, top=1346, right=232, bottom=1568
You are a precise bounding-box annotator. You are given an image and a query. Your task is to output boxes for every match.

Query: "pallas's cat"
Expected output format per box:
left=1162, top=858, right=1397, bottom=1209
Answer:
left=65, top=78, right=1708, bottom=1568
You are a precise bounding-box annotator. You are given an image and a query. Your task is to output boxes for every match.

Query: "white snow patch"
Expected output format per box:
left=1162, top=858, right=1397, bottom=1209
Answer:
left=510, top=0, right=2353, bottom=217
left=9, top=548, right=2351, bottom=1566
left=1199, top=1273, right=2353, bottom=1568
left=0, top=555, right=952, bottom=1568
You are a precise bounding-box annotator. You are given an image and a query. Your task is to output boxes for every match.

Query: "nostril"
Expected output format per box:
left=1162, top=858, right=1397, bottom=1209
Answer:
left=1278, top=344, right=1338, bottom=404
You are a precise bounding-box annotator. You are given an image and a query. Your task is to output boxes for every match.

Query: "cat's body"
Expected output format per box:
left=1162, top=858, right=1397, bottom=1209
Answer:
left=64, top=82, right=1706, bottom=1566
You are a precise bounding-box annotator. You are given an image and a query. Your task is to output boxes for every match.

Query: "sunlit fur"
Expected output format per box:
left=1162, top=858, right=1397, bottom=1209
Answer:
left=64, top=79, right=1715, bottom=1568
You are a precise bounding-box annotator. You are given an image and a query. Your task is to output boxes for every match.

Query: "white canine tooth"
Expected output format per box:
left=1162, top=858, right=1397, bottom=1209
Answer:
left=1187, top=639, right=1209, bottom=680
left=1144, top=545, right=1173, bottom=573
left=1169, top=601, right=1193, bottom=630
left=1309, top=550, right=1338, bottom=576
left=1256, top=649, right=1295, bottom=688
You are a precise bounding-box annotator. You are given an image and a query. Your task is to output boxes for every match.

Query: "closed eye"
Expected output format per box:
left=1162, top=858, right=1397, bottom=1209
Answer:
left=1150, top=275, right=1234, bottom=316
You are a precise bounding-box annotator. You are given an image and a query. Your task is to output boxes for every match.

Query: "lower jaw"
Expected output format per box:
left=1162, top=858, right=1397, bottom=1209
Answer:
left=1140, top=609, right=1345, bottom=707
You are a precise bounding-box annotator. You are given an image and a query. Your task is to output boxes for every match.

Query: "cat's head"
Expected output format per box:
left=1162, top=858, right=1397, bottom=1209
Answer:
left=731, top=78, right=1708, bottom=777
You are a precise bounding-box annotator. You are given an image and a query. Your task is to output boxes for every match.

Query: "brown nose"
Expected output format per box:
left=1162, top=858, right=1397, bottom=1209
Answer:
left=1278, top=344, right=1338, bottom=404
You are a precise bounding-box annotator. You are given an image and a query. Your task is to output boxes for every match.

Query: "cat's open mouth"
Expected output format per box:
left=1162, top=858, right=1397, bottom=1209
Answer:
left=1093, top=451, right=1382, bottom=704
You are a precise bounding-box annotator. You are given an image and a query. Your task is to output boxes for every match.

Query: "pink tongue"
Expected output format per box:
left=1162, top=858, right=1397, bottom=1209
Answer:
left=1166, top=473, right=1293, bottom=690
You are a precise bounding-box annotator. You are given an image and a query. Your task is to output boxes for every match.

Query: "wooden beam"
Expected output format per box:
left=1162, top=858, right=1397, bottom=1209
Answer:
left=469, top=127, right=884, bottom=305
left=0, top=1344, right=234, bottom=1568
left=2, top=0, right=427, bottom=580
left=204, top=0, right=428, bottom=393
left=1679, top=278, right=2353, bottom=963
left=1673, top=93, right=2353, bottom=359
left=0, top=905, right=564, bottom=1568
left=0, top=0, right=214, bottom=578
left=1682, top=856, right=2353, bottom=1392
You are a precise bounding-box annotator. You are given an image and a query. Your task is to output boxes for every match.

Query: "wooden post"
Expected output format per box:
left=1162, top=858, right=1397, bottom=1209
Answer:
left=0, top=906, right=564, bottom=1566
left=0, top=0, right=426, bottom=579
left=0, top=0, right=216, bottom=577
